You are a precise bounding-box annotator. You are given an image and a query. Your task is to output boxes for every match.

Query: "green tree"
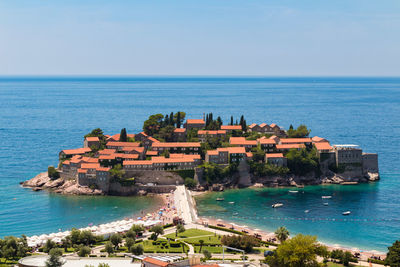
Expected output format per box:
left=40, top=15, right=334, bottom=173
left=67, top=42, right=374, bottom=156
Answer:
left=69, top=228, right=81, bottom=245
left=287, top=124, right=311, bottom=138
left=342, top=251, right=353, bottom=266
left=265, top=234, right=326, bottom=267
left=61, top=236, right=72, bottom=252
left=199, top=240, right=204, bottom=253
left=119, top=128, right=127, bottom=142
left=275, top=226, right=289, bottom=243
left=175, top=224, right=185, bottom=237
left=143, top=114, right=164, bottom=135
left=176, top=112, right=182, bottom=128
left=80, top=230, right=96, bottom=246
left=98, top=264, right=110, bottom=267
left=286, top=148, right=319, bottom=176
left=43, top=239, right=57, bottom=253
left=230, top=116, right=234, bottom=125
left=45, top=248, right=64, bottom=267
left=386, top=240, right=400, bottom=267
left=130, top=225, right=145, bottom=236
left=48, top=166, right=60, bottom=180
left=130, top=244, right=144, bottom=255
left=125, top=237, right=135, bottom=249
left=110, top=164, right=125, bottom=180
left=110, top=234, right=122, bottom=250
left=221, top=235, right=260, bottom=253
left=105, top=242, right=114, bottom=255
left=150, top=225, right=164, bottom=239
left=77, top=245, right=91, bottom=257
left=125, top=230, right=136, bottom=239
left=202, top=249, right=212, bottom=260
left=184, top=178, right=197, bottom=189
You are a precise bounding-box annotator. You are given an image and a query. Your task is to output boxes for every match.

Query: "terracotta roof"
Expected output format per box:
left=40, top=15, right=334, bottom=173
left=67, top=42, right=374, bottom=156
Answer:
left=221, top=125, right=242, bottom=130
left=249, top=123, right=258, bottom=128
left=270, top=123, right=278, bottom=128
left=98, top=149, right=116, bottom=155
left=152, top=142, right=201, bottom=148
left=61, top=147, right=91, bottom=155
left=77, top=169, right=87, bottom=173
left=186, top=119, right=205, bottom=124
left=96, top=167, right=110, bottom=172
left=99, top=155, right=116, bottom=160
left=106, top=141, right=140, bottom=147
left=174, top=128, right=186, bottom=133
left=312, top=136, right=328, bottom=143
left=142, top=257, right=169, bottom=267
left=147, top=137, right=160, bottom=143
left=138, top=132, right=148, bottom=137
left=276, top=144, right=305, bottom=149
left=152, top=156, right=194, bottom=164
left=314, top=142, right=332, bottom=150
left=198, top=130, right=226, bottom=135
left=259, top=123, right=268, bottom=128
left=81, top=157, right=99, bottom=163
left=218, top=146, right=246, bottom=154
left=85, top=137, right=99, bottom=142
left=114, top=153, right=140, bottom=160
left=229, top=137, right=257, bottom=146
left=122, top=147, right=145, bottom=153
left=169, top=153, right=201, bottom=160
left=80, top=163, right=101, bottom=169
left=62, top=160, right=70, bottom=165
left=266, top=153, right=285, bottom=158
left=280, top=138, right=312, bottom=144
left=146, top=151, right=159, bottom=156
left=123, top=160, right=153, bottom=166
left=206, top=150, right=219, bottom=156
left=257, top=138, right=276, bottom=145
left=246, top=152, right=253, bottom=157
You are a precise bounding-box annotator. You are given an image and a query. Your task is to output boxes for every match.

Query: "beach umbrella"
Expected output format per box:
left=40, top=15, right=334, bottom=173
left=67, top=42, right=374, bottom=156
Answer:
left=217, top=219, right=223, bottom=222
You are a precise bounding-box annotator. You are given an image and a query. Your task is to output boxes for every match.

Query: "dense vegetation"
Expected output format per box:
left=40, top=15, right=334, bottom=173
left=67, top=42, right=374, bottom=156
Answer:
left=221, top=235, right=260, bottom=253
left=0, top=236, right=30, bottom=263
left=200, top=162, right=238, bottom=184
left=386, top=240, right=400, bottom=266
left=142, top=112, right=186, bottom=139
left=286, top=147, right=320, bottom=176
left=287, top=124, right=311, bottom=138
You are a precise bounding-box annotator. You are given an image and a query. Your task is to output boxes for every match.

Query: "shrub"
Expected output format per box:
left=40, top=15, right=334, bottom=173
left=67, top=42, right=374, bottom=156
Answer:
left=48, top=166, right=60, bottom=180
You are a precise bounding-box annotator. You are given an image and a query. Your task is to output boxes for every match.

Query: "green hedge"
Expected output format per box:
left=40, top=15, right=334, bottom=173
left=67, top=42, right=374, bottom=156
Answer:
left=170, top=169, right=195, bottom=179
left=368, top=258, right=385, bottom=265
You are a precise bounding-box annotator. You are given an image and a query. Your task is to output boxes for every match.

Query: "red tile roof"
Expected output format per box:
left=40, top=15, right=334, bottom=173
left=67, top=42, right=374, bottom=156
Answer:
left=123, top=160, right=153, bottom=166
left=206, top=150, right=219, bottom=156
left=276, top=144, right=305, bottom=149
left=314, top=142, right=332, bottom=150
left=85, top=137, right=99, bottom=142
left=62, top=160, right=70, bottom=165
left=174, top=128, right=186, bottom=133
left=186, top=119, right=205, bottom=124
left=106, top=141, right=140, bottom=147
left=249, top=123, right=258, bottom=128
left=80, top=163, right=100, bottom=169
left=198, top=130, right=226, bottom=135
left=229, top=137, right=257, bottom=146
left=122, top=147, right=145, bottom=153
left=280, top=138, right=312, bottom=144
left=221, top=125, right=242, bottom=130
left=61, top=147, right=91, bottom=155
left=218, top=146, right=246, bottom=154
left=257, top=138, right=276, bottom=145
left=259, top=123, right=268, bottom=128
left=114, top=153, right=140, bottom=160
left=96, top=167, right=110, bottom=172
left=77, top=169, right=87, bottom=174
left=266, top=153, right=285, bottom=158
left=146, top=151, right=159, bottom=156
left=270, top=123, right=278, bottom=128
left=152, top=142, right=201, bottom=148
left=99, top=155, right=116, bottom=160
left=81, top=157, right=99, bottom=163
left=142, top=257, right=169, bottom=267
left=147, top=137, right=160, bottom=143
left=98, top=149, right=116, bottom=155
left=312, top=136, right=328, bottom=143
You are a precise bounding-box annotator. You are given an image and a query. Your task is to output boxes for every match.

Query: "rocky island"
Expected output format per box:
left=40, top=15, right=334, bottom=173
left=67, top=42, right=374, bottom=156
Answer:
left=23, top=112, right=379, bottom=195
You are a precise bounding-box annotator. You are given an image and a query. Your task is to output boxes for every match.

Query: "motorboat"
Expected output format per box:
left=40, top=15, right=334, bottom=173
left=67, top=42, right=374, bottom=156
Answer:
left=304, top=210, right=310, bottom=213
left=216, top=198, right=224, bottom=201
left=342, top=211, right=351, bottom=216
left=272, top=203, right=283, bottom=208
left=289, top=190, right=299, bottom=193
left=323, top=203, right=329, bottom=206
left=229, top=201, right=235, bottom=204
left=322, top=196, right=332, bottom=199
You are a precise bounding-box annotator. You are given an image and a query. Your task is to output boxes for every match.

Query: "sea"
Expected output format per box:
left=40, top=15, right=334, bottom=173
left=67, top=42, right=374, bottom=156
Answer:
left=0, top=77, right=399, bottom=252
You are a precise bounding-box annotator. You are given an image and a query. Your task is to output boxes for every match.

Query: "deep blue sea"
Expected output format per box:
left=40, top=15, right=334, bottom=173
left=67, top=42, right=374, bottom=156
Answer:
left=0, top=77, right=399, bottom=252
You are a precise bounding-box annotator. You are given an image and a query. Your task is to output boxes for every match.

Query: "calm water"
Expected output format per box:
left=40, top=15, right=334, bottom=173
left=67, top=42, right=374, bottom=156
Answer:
left=0, top=77, right=399, bottom=251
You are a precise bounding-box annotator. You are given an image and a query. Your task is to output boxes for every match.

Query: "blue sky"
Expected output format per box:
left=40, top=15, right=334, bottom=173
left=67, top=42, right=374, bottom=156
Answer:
left=0, top=0, right=399, bottom=76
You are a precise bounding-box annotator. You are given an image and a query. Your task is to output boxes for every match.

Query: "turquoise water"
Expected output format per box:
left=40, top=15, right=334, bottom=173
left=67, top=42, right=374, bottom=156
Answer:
left=0, top=77, right=399, bottom=251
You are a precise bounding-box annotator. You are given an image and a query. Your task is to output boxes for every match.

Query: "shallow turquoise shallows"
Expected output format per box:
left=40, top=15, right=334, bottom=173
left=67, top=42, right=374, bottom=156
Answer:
left=0, top=77, right=399, bottom=252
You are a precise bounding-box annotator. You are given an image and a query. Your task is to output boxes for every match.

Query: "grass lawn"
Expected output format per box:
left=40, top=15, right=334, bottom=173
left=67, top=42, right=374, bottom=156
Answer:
left=0, top=258, right=18, bottom=267
left=142, top=239, right=189, bottom=253
left=164, top=229, right=215, bottom=239
left=326, top=262, right=362, bottom=267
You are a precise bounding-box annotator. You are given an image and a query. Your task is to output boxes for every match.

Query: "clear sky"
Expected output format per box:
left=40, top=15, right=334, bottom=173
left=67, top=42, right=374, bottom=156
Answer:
left=1, top=0, right=399, bottom=76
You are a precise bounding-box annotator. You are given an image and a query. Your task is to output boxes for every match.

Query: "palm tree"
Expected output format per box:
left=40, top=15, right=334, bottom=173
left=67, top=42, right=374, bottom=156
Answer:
left=199, top=240, right=204, bottom=252
left=275, top=226, right=289, bottom=243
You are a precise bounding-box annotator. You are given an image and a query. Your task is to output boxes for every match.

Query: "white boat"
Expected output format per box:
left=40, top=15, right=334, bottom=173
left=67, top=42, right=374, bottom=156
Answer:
left=216, top=198, right=224, bottom=201
left=304, top=210, right=310, bottom=213
left=272, top=203, right=283, bottom=208
left=322, top=196, right=332, bottom=199
left=229, top=201, right=235, bottom=204
left=323, top=203, right=329, bottom=206
left=342, top=211, right=351, bottom=215
left=289, top=190, right=298, bottom=193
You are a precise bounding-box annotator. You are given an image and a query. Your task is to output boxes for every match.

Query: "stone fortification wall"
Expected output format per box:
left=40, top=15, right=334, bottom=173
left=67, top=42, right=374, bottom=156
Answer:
left=124, top=170, right=184, bottom=185
left=362, top=153, right=379, bottom=174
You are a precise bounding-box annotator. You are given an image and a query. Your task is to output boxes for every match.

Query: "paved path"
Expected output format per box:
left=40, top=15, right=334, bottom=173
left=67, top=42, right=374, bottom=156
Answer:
left=174, top=185, right=197, bottom=224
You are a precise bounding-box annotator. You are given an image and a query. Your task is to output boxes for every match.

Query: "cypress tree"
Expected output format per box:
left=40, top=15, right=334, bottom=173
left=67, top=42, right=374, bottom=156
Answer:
left=230, top=116, right=234, bottom=125
left=289, top=124, right=294, bottom=130
left=177, top=112, right=181, bottom=128
left=235, top=119, right=238, bottom=125
left=205, top=113, right=209, bottom=126
left=242, top=119, right=247, bottom=131
left=210, top=113, right=213, bottom=123
left=217, top=116, right=222, bottom=127
left=164, top=115, right=169, bottom=127
left=170, top=112, right=174, bottom=125
left=240, top=115, right=244, bottom=126
left=119, top=128, right=127, bottom=142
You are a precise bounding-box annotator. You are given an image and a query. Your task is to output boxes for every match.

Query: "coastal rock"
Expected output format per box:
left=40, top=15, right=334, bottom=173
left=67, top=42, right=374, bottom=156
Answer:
left=137, top=190, right=147, bottom=196
left=43, top=178, right=65, bottom=189
left=366, top=172, right=380, bottom=181
left=23, top=172, right=50, bottom=187
left=211, top=184, right=224, bottom=192
left=62, top=183, right=103, bottom=195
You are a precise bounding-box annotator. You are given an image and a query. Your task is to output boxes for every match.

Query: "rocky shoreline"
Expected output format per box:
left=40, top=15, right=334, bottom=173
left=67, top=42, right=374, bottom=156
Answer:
left=22, top=169, right=380, bottom=196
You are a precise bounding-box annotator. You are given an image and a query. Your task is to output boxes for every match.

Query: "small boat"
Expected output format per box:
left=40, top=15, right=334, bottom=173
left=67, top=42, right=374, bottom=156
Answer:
left=342, top=211, right=351, bottom=216
left=216, top=198, right=224, bottom=201
left=289, top=190, right=298, bottom=193
left=272, top=203, right=283, bottom=208
left=323, top=203, right=329, bottom=206
left=304, top=210, right=310, bottom=213
left=322, top=196, right=332, bottom=199
left=229, top=201, right=235, bottom=204
left=233, top=212, right=239, bottom=216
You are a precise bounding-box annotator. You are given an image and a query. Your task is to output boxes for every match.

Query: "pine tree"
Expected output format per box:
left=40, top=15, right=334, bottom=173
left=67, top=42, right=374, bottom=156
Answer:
left=289, top=124, right=294, bottom=130
left=119, top=128, right=127, bottom=142
left=177, top=112, right=181, bottom=128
